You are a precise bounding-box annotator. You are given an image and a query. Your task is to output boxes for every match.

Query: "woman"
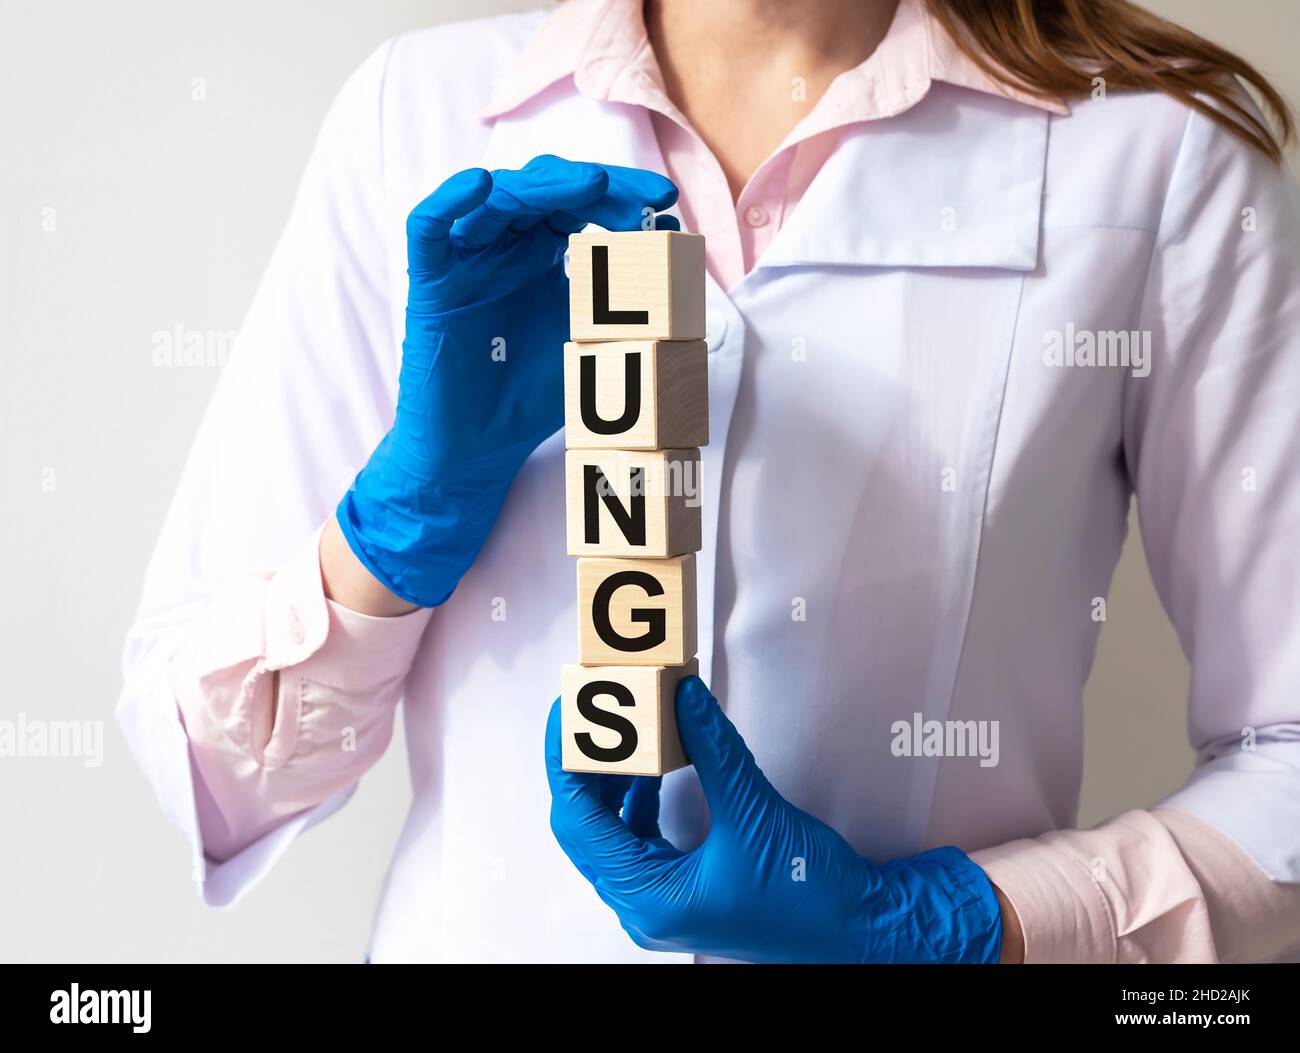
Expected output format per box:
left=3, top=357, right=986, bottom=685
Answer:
left=120, top=0, right=1300, bottom=962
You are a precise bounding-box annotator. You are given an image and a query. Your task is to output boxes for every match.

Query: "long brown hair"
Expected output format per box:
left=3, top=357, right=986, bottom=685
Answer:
left=927, top=0, right=1294, bottom=163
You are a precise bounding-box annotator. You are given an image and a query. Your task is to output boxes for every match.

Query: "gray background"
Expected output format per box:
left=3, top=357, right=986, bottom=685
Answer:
left=2, top=0, right=1295, bottom=962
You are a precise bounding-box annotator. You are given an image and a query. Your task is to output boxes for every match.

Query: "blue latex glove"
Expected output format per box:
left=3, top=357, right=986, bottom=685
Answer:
left=545, top=677, right=1003, bottom=963
left=338, top=155, right=680, bottom=606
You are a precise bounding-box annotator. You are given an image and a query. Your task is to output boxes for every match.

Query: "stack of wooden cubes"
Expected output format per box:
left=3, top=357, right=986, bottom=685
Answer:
left=560, top=230, right=709, bottom=775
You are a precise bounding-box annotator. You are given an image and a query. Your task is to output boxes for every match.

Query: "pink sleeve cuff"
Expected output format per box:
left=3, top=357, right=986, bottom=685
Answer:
left=972, top=810, right=1217, bottom=963
left=173, top=524, right=432, bottom=861
left=260, top=526, right=433, bottom=682
left=1155, top=807, right=1300, bottom=963
left=972, top=837, right=1117, bottom=963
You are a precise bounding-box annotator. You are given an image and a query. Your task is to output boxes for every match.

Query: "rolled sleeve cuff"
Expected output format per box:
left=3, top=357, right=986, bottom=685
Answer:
left=972, top=810, right=1218, bottom=963
left=972, top=839, right=1117, bottom=964
left=263, top=525, right=433, bottom=685
left=171, top=523, right=432, bottom=888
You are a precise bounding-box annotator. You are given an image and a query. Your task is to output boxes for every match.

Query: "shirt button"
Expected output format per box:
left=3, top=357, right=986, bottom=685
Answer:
left=288, top=607, right=306, bottom=645
left=744, top=205, right=770, bottom=228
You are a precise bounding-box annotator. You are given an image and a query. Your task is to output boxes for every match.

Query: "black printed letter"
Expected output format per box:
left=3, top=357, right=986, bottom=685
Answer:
left=574, top=680, right=638, bottom=762
left=592, top=570, right=665, bottom=652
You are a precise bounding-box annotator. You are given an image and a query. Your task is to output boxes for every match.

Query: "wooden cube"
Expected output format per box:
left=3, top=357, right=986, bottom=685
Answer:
left=561, top=659, right=696, bottom=775
left=568, top=231, right=706, bottom=341
left=563, top=340, right=709, bottom=450
left=565, top=448, right=701, bottom=558
left=577, top=554, right=696, bottom=666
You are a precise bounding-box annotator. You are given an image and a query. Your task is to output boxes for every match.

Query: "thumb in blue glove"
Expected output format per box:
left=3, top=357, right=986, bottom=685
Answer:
left=545, top=676, right=1004, bottom=963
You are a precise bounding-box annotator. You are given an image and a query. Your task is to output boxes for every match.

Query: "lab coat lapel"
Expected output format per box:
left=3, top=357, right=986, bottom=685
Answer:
left=479, top=89, right=667, bottom=186
left=758, top=85, right=1050, bottom=273
left=731, top=86, right=1050, bottom=850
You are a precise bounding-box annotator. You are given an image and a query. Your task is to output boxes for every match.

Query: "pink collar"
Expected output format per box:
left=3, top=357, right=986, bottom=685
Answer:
left=480, top=0, right=1068, bottom=137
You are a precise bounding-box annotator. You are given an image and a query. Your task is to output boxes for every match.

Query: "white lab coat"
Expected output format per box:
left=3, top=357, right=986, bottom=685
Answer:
left=119, top=14, right=1300, bottom=962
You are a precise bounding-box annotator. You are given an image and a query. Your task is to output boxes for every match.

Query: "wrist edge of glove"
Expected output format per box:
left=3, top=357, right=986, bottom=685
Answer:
left=872, top=846, right=1004, bottom=965
left=335, top=490, right=457, bottom=609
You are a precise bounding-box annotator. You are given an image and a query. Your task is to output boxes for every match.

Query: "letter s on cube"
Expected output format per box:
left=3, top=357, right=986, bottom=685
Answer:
left=561, top=659, right=696, bottom=775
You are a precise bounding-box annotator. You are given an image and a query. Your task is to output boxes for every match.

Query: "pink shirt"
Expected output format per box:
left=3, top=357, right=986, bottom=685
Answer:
left=163, top=0, right=1296, bottom=961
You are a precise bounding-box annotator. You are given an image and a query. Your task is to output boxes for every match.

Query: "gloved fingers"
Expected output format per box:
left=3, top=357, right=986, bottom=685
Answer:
left=559, top=163, right=679, bottom=232
left=547, top=209, right=680, bottom=238
left=597, top=773, right=635, bottom=814
left=642, top=836, right=679, bottom=860
left=621, top=776, right=663, bottom=840
left=545, top=699, right=652, bottom=878
left=674, top=676, right=779, bottom=831
left=406, top=167, right=493, bottom=276
left=543, top=210, right=590, bottom=238
left=451, top=155, right=610, bottom=248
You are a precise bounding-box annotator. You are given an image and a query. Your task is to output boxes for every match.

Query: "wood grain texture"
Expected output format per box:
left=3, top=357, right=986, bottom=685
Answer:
left=577, top=554, right=697, bottom=666
left=563, top=339, right=709, bottom=450
left=568, top=231, right=706, bottom=341
left=565, top=448, right=701, bottom=558
left=560, top=659, right=696, bottom=775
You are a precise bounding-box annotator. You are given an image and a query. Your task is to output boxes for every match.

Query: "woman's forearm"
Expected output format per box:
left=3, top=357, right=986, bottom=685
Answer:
left=991, top=883, right=1025, bottom=963
left=320, top=514, right=418, bottom=617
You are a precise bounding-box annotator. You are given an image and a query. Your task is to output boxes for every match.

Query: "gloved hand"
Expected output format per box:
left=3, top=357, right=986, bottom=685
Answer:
left=338, top=155, right=680, bottom=606
left=545, top=676, right=1004, bottom=963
